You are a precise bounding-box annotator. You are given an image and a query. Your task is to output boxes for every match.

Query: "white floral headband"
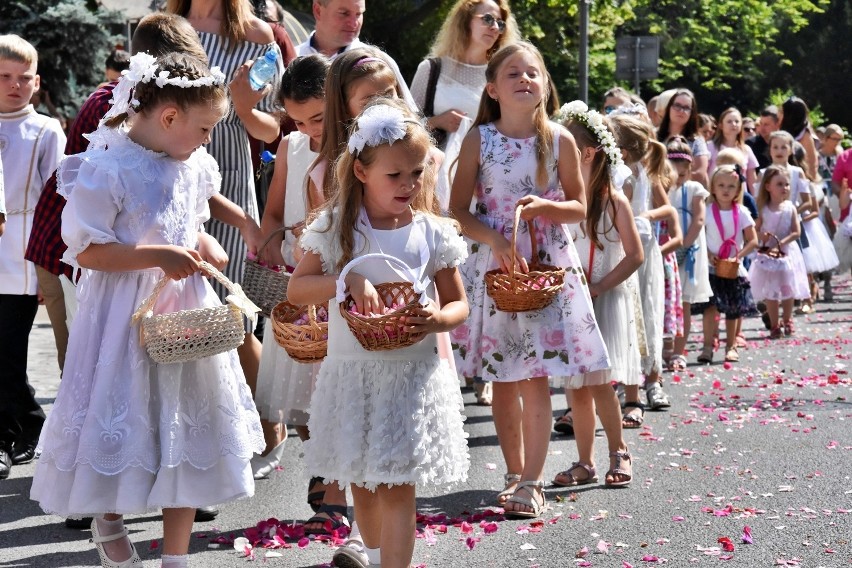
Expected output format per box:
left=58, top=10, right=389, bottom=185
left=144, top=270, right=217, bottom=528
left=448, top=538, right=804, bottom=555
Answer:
left=555, top=100, right=631, bottom=189
left=347, top=103, right=421, bottom=155
left=101, top=52, right=226, bottom=123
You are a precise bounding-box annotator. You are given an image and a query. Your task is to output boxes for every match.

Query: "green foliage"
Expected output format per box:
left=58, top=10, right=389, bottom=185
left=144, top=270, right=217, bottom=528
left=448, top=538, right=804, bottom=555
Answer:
left=0, top=0, right=122, bottom=119
left=767, top=88, right=827, bottom=128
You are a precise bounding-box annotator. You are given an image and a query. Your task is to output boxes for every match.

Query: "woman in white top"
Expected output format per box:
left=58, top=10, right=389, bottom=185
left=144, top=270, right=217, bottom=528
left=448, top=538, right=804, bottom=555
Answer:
left=410, top=0, right=519, bottom=138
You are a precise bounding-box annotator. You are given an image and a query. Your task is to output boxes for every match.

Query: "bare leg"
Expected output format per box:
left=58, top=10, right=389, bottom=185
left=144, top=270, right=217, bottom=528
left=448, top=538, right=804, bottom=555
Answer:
left=588, top=384, right=630, bottom=485
left=674, top=302, right=691, bottom=356
left=503, top=377, right=551, bottom=515
left=765, top=299, right=780, bottom=329
left=162, top=508, right=195, bottom=555
left=491, top=381, right=524, bottom=477
left=351, top=485, right=381, bottom=549
left=376, top=484, right=416, bottom=568
left=702, top=305, right=718, bottom=355
left=725, top=317, right=739, bottom=351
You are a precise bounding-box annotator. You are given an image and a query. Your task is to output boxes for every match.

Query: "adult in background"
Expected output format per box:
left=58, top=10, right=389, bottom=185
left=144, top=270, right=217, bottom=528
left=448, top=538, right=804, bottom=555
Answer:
left=780, top=96, right=819, bottom=181
left=746, top=105, right=778, bottom=172
left=167, top=0, right=283, bottom=463
left=657, top=88, right=710, bottom=187
left=410, top=0, right=519, bottom=147
left=820, top=124, right=845, bottom=194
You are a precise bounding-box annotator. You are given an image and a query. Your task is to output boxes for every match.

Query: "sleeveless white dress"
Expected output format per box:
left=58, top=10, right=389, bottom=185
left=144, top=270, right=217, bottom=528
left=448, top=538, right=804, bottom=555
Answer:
left=789, top=167, right=839, bottom=273
left=669, top=181, right=713, bottom=304
left=255, top=131, right=319, bottom=425
left=626, top=164, right=664, bottom=376
left=569, top=206, right=642, bottom=388
left=31, top=131, right=264, bottom=517
left=299, top=210, right=469, bottom=489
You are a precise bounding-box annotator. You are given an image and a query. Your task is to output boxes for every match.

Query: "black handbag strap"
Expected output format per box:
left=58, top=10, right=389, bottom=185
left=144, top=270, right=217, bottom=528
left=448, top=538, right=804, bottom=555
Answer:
left=424, top=56, right=442, bottom=118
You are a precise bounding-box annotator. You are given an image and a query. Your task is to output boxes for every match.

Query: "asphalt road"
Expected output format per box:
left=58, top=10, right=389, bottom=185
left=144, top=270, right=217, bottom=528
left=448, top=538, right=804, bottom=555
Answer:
left=1, top=277, right=851, bottom=567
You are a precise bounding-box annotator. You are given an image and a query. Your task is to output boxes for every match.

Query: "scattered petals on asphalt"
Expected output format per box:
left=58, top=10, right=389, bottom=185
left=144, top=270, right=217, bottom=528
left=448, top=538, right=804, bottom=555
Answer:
left=742, top=526, right=753, bottom=544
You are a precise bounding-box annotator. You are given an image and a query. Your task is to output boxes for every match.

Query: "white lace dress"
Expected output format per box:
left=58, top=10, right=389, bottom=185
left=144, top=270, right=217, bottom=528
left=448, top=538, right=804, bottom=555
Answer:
left=569, top=207, right=642, bottom=388
left=255, top=131, right=319, bottom=426
left=31, top=132, right=264, bottom=517
left=626, top=164, right=664, bottom=376
left=299, top=210, right=469, bottom=490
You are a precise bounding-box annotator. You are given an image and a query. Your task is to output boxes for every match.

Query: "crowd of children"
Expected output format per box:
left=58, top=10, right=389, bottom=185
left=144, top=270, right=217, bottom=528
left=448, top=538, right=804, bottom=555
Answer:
left=0, top=5, right=848, bottom=567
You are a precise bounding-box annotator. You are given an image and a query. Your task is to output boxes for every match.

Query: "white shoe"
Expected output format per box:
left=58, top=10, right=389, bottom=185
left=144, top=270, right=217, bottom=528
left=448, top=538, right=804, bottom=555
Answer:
left=332, top=539, right=370, bottom=568
left=251, top=439, right=287, bottom=479
left=90, top=519, right=143, bottom=568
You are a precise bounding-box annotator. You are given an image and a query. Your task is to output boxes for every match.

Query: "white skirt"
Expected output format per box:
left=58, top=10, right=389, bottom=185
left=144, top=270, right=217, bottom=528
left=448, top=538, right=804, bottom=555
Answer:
left=255, top=323, right=319, bottom=426
left=304, top=357, right=469, bottom=491
left=801, top=217, right=839, bottom=273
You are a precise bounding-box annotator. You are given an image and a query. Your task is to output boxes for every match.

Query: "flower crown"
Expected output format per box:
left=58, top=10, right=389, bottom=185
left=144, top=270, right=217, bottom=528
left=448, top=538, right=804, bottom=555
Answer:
left=101, top=52, right=226, bottom=124
left=347, top=103, right=420, bottom=155
left=556, top=100, right=626, bottom=171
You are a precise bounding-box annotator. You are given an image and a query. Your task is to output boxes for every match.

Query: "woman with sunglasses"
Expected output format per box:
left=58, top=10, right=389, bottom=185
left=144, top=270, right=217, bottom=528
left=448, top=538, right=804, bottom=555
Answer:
left=657, top=89, right=710, bottom=187
left=410, top=0, right=519, bottom=156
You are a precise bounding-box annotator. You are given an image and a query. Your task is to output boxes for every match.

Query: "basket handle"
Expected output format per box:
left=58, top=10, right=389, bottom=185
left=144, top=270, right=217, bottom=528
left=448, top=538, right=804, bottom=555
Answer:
left=131, top=261, right=260, bottom=326
left=335, top=253, right=428, bottom=305
left=257, top=225, right=299, bottom=255
left=306, top=304, right=322, bottom=333
left=508, top=203, right=540, bottom=288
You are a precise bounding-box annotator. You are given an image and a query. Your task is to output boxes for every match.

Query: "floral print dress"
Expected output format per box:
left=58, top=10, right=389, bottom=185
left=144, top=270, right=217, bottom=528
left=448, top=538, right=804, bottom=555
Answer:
left=451, top=123, right=610, bottom=383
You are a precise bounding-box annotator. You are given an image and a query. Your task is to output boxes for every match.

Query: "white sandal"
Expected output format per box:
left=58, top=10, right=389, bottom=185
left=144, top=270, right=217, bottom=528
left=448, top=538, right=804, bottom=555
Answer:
left=496, top=472, right=521, bottom=506
left=90, top=519, right=143, bottom=568
left=504, top=480, right=546, bottom=519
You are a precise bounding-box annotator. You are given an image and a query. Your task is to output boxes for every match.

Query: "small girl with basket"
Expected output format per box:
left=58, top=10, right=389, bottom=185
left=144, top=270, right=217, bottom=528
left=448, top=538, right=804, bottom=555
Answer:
left=694, top=165, right=758, bottom=363
left=748, top=165, right=811, bottom=338
left=287, top=98, right=470, bottom=568
left=553, top=101, right=639, bottom=487
left=449, top=43, right=609, bottom=518
left=31, top=53, right=264, bottom=568
left=252, top=54, right=330, bottom=482
left=667, top=137, right=714, bottom=364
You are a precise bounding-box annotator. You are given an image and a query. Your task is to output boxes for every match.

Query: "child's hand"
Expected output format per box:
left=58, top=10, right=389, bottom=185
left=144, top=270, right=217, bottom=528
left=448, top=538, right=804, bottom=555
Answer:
left=158, top=246, right=202, bottom=280
left=404, top=299, right=445, bottom=339
left=345, top=271, right=384, bottom=315
left=197, top=232, right=229, bottom=271
left=490, top=234, right=529, bottom=275
left=516, top=195, right=549, bottom=221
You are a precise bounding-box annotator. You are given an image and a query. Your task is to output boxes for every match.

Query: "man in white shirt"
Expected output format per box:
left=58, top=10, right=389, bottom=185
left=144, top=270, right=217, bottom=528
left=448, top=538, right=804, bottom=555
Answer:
left=296, top=0, right=365, bottom=57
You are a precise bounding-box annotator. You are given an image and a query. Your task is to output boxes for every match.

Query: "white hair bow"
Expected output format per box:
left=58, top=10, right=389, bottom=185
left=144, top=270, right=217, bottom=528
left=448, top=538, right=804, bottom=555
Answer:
left=101, top=52, right=159, bottom=123
left=347, top=104, right=409, bottom=155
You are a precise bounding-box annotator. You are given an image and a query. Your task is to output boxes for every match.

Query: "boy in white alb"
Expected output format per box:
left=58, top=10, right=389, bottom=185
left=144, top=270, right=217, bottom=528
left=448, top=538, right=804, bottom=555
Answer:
left=0, top=34, right=66, bottom=479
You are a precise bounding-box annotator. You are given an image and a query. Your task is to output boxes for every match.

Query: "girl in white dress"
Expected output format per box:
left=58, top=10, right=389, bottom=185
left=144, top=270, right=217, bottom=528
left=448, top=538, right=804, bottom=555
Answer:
left=288, top=99, right=470, bottom=568
left=450, top=45, right=609, bottom=518
left=609, top=114, right=677, bottom=418
left=31, top=53, right=264, bottom=568
left=253, top=55, right=329, bottom=485
left=767, top=131, right=839, bottom=312
left=667, top=137, right=714, bottom=364
left=748, top=165, right=810, bottom=337
left=552, top=102, right=638, bottom=488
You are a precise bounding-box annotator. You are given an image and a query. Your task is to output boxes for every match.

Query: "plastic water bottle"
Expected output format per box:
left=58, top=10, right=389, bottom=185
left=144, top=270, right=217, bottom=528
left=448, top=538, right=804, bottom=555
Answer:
left=248, top=51, right=277, bottom=91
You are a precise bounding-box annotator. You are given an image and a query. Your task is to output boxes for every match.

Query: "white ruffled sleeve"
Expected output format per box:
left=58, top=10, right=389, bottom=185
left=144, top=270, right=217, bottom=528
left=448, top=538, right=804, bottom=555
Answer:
left=57, top=154, right=124, bottom=267
left=193, top=148, right=221, bottom=226
left=299, top=209, right=340, bottom=274
left=434, top=218, right=468, bottom=271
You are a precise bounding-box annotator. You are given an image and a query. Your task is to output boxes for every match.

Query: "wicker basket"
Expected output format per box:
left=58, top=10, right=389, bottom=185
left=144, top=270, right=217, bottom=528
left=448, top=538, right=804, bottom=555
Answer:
left=271, top=301, right=328, bottom=363
left=757, top=233, right=785, bottom=259
left=485, top=204, right=565, bottom=312
left=715, top=257, right=740, bottom=279
left=337, top=253, right=426, bottom=352
left=132, top=261, right=257, bottom=364
left=243, top=227, right=293, bottom=317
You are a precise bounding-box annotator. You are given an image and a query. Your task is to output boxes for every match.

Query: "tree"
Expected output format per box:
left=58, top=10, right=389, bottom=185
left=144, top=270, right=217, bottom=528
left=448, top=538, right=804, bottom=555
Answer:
left=0, top=0, right=122, bottom=120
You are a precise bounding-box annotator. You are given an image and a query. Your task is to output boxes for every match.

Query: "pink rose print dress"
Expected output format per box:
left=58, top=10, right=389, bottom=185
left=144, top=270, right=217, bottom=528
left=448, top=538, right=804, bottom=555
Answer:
left=451, top=123, right=610, bottom=383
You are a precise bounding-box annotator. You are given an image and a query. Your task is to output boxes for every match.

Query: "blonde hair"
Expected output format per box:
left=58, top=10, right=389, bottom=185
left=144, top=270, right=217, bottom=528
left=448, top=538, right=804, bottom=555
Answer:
left=708, top=164, right=744, bottom=205
left=314, top=47, right=403, bottom=201
left=429, top=0, right=519, bottom=61
left=166, top=0, right=252, bottom=45
left=475, top=42, right=553, bottom=188
left=322, top=98, right=441, bottom=271
left=0, top=34, right=38, bottom=66
left=756, top=164, right=789, bottom=211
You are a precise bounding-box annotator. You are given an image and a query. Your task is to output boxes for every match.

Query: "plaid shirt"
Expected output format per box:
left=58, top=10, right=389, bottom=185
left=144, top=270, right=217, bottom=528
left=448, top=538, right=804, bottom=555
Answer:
left=25, top=82, right=116, bottom=278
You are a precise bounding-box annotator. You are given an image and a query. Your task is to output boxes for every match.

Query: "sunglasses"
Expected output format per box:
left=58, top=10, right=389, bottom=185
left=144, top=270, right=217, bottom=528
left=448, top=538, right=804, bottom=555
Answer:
left=743, top=126, right=756, bottom=133
left=477, top=13, right=506, bottom=33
